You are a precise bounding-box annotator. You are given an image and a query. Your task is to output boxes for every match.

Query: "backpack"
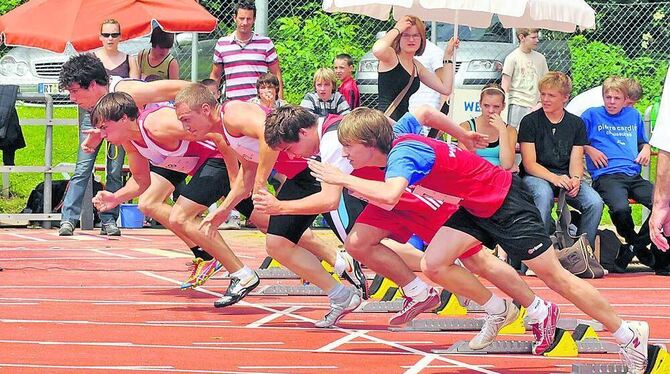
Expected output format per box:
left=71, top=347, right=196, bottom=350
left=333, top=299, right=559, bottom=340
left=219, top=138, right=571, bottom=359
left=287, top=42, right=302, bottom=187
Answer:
left=594, top=229, right=622, bottom=272
left=23, top=179, right=104, bottom=224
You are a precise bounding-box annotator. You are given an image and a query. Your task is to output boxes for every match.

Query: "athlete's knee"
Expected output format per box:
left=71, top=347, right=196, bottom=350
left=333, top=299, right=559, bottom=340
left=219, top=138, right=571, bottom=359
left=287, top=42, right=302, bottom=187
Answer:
left=344, top=234, right=373, bottom=259
left=420, top=255, right=444, bottom=280
left=265, top=235, right=293, bottom=260
left=138, top=200, right=160, bottom=217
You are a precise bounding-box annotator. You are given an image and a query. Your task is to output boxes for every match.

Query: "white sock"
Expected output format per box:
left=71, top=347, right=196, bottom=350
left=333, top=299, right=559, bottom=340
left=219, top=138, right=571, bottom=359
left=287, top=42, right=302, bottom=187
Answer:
left=230, top=266, right=256, bottom=284
left=328, top=284, right=349, bottom=303
left=402, top=277, right=429, bottom=301
left=333, top=252, right=348, bottom=276
left=525, top=296, right=548, bottom=323
left=482, top=294, right=507, bottom=315
left=613, top=321, right=635, bottom=345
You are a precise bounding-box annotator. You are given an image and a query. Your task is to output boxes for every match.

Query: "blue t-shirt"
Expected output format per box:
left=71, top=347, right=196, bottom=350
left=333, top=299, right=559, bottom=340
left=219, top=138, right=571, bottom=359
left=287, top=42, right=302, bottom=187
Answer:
left=581, top=106, right=648, bottom=180
left=385, top=113, right=436, bottom=185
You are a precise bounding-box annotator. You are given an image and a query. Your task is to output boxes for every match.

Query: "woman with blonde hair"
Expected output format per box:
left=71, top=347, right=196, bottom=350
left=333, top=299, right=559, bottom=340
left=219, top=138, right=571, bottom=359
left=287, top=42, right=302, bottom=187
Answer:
left=94, top=19, right=140, bottom=79
left=373, top=15, right=456, bottom=120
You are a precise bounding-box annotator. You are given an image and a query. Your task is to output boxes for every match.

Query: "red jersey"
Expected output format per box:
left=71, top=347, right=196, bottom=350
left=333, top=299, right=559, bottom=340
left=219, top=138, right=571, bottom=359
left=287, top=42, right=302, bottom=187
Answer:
left=338, top=77, right=359, bottom=109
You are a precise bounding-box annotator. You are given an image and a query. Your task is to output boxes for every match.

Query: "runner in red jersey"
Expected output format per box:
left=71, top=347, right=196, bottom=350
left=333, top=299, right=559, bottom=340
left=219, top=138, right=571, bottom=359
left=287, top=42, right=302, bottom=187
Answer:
left=309, top=106, right=652, bottom=371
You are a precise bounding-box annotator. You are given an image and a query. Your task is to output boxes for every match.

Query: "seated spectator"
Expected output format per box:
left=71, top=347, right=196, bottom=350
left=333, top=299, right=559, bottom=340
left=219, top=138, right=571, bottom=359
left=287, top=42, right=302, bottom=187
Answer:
left=300, top=68, right=351, bottom=116
left=519, top=72, right=603, bottom=247
left=248, top=72, right=286, bottom=109
left=566, top=78, right=643, bottom=117
left=581, top=76, right=656, bottom=272
left=458, top=83, right=518, bottom=171
left=201, top=78, right=222, bottom=102
left=333, top=53, right=359, bottom=109
left=137, top=27, right=179, bottom=82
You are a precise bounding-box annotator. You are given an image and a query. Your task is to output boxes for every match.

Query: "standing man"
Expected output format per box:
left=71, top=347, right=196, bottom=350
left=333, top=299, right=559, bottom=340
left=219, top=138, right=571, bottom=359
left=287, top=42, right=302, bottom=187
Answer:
left=210, top=0, right=283, bottom=101
left=650, top=66, right=670, bottom=260
left=501, top=28, right=549, bottom=130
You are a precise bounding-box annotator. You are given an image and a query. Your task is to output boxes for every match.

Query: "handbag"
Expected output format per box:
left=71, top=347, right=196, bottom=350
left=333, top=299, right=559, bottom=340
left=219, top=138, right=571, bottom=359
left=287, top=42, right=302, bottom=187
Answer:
left=551, top=190, right=605, bottom=279
left=383, top=62, right=417, bottom=117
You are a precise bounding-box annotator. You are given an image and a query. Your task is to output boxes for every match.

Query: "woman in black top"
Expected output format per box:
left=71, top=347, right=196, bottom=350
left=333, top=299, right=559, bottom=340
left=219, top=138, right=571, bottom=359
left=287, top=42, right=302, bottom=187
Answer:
left=373, top=15, right=456, bottom=120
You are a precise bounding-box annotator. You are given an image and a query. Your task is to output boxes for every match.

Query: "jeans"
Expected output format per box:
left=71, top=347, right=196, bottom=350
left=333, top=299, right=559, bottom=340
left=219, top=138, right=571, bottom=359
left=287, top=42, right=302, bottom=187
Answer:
left=61, top=112, right=125, bottom=225
left=522, top=175, right=604, bottom=246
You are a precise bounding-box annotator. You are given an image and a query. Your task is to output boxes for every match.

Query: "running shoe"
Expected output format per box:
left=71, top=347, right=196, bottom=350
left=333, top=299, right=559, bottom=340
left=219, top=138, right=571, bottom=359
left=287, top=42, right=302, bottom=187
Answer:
left=388, top=287, right=440, bottom=326
left=193, top=258, right=224, bottom=287
left=58, top=221, right=74, bottom=236
left=214, top=273, right=260, bottom=308
left=529, top=301, right=560, bottom=355
left=619, top=321, right=649, bottom=374
left=469, top=300, right=520, bottom=350
left=339, top=252, right=368, bottom=299
left=179, top=258, right=203, bottom=290
left=100, top=221, right=121, bottom=236
left=314, top=287, right=362, bottom=328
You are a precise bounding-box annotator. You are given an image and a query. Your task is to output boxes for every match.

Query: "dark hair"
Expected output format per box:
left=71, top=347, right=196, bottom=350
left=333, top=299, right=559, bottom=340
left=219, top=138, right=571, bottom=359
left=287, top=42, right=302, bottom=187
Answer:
left=90, top=92, right=139, bottom=127
left=256, top=72, right=280, bottom=89
left=335, top=53, right=354, bottom=66
left=59, top=53, right=109, bottom=90
left=264, top=105, right=317, bottom=149
left=200, top=78, right=217, bottom=87
left=234, top=0, right=256, bottom=17
left=150, top=27, right=174, bottom=49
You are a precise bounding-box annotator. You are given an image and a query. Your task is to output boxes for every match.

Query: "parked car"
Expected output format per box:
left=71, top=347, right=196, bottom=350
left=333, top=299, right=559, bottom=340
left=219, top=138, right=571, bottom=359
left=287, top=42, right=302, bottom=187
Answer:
left=0, top=33, right=217, bottom=104
left=356, top=19, right=570, bottom=123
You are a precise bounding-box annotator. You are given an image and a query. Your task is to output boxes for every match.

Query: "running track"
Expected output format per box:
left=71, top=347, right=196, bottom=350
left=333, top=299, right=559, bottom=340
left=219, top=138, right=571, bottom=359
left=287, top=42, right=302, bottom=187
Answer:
left=0, top=228, right=668, bottom=373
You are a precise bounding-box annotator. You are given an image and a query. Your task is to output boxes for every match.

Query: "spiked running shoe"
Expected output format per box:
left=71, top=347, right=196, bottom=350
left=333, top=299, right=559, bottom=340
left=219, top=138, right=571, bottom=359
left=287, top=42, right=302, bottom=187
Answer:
left=180, top=258, right=204, bottom=290
left=619, top=321, right=649, bottom=374
left=193, top=258, right=223, bottom=287
left=214, top=273, right=260, bottom=308
left=469, top=300, right=520, bottom=350
left=388, top=287, right=440, bottom=326
left=529, top=301, right=560, bottom=355
left=314, top=287, right=362, bottom=328
left=339, top=252, right=368, bottom=299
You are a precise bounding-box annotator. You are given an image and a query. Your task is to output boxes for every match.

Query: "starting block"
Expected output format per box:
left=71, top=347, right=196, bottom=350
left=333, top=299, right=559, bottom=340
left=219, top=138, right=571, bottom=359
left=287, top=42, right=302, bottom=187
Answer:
left=435, top=290, right=467, bottom=316
left=368, top=275, right=401, bottom=300
left=391, top=307, right=526, bottom=335
left=260, top=256, right=283, bottom=269
left=571, top=345, right=670, bottom=374
left=258, top=284, right=326, bottom=296
left=355, top=299, right=405, bottom=313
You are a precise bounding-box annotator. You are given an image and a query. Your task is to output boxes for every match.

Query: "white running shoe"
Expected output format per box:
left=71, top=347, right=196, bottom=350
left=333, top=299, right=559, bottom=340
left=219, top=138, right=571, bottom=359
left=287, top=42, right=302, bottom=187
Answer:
left=469, top=300, right=520, bottom=350
left=314, top=287, right=362, bottom=328
left=619, top=321, right=649, bottom=374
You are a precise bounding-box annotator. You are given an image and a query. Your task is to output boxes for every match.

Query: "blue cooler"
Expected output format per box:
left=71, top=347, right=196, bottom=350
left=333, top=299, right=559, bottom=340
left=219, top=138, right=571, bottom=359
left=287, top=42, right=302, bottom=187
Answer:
left=119, top=204, right=144, bottom=228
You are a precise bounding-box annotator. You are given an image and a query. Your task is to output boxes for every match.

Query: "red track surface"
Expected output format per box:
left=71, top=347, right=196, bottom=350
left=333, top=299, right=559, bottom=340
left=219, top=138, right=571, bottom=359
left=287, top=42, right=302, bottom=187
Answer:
left=0, top=228, right=668, bottom=373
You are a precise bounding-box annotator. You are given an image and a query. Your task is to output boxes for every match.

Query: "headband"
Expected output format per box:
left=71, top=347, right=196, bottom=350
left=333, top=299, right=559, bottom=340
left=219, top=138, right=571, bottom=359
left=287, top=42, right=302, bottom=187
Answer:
left=482, top=86, right=505, bottom=95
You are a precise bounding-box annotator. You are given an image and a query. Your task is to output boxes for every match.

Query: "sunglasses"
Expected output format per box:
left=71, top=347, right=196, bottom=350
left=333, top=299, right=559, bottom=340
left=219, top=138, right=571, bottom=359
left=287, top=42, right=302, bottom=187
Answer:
left=101, top=32, right=121, bottom=38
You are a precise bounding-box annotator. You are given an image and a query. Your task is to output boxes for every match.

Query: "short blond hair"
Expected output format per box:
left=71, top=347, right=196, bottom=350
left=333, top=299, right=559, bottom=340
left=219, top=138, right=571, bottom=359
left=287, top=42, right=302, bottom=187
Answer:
left=602, top=76, right=628, bottom=98
left=538, top=71, right=572, bottom=96
left=100, top=19, right=121, bottom=33
left=391, top=15, right=426, bottom=56
left=625, top=78, right=643, bottom=101
left=338, top=107, right=395, bottom=154
left=516, top=28, right=539, bottom=42
left=313, top=68, right=338, bottom=92
left=174, top=83, right=218, bottom=111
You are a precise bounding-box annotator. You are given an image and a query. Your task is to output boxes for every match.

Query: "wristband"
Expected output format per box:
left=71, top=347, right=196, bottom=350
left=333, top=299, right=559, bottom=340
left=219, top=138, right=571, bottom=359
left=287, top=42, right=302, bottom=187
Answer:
left=443, top=59, right=453, bottom=64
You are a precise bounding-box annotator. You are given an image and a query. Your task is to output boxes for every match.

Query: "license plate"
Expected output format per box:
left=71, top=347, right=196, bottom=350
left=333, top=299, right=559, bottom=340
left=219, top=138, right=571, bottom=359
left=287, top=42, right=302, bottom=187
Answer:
left=38, top=82, right=64, bottom=94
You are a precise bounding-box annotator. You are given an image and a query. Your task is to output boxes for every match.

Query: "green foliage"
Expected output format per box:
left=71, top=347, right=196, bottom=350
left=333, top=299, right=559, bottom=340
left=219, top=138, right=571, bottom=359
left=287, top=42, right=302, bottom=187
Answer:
left=270, top=5, right=367, bottom=104
left=568, top=35, right=668, bottom=111
left=0, top=0, right=25, bottom=15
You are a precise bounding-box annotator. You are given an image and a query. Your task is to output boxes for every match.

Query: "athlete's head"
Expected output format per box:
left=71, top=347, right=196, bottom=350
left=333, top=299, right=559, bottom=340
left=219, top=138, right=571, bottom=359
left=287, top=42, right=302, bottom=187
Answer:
left=338, top=107, right=394, bottom=168
left=90, top=91, right=139, bottom=145
left=59, top=53, right=110, bottom=111
left=174, top=83, right=219, bottom=139
left=264, top=105, right=320, bottom=159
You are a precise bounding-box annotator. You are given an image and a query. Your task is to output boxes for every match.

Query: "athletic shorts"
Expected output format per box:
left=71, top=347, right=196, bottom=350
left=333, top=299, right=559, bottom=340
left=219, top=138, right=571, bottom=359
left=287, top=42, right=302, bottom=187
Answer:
left=444, top=174, right=552, bottom=261
left=267, top=168, right=365, bottom=244
left=507, top=104, right=532, bottom=130
left=150, top=158, right=254, bottom=217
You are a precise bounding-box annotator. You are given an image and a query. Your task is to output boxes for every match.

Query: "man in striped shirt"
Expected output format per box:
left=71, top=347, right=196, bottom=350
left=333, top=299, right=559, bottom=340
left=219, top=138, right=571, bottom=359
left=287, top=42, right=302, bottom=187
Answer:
left=209, top=1, right=283, bottom=101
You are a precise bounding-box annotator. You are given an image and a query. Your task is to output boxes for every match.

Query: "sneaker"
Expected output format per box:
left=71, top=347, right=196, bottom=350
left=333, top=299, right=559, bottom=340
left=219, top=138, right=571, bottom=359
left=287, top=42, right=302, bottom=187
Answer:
left=529, top=301, right=560, bottom=355
left=632, top=245, right=655, bottom=268
left=214, top=273, right=260, bottom=308
left=314, top=287, right=362, bottom=328
left=179, top=258, right=203, bottom=289
left=193, top=259, right=224, bottom=287
left=388, top=287, right=440, bottom=326
left=469, top=300, right=520, bottom=350
left=220, top=215, right=241, bottom=230
left=614, top=244, right=636, bottom=273
left=58, top=221, right=74, bottom=236
left=619, top=321, right=649, bottom=374
left=100, top=222, right=121, bottom=236
left=338, top=252, right=368, bottom=299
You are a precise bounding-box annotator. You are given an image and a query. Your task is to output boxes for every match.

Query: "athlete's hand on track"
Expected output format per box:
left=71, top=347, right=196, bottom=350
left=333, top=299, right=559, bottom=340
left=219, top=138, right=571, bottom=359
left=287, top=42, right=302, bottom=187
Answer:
left=199, top=210, right=228, bottom=238
left=81, top=129, right=103, bottom=154
left=307, top=159, right=346, bottom=185
left=252, top=189, right=282, bottom=215
left=92, top=191, right=119, bottom=212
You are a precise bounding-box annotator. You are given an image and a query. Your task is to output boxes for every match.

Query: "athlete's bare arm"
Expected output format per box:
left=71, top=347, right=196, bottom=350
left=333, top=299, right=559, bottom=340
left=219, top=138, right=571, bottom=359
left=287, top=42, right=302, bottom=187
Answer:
left=92, top=143, right=151, bottom=211
left=254, top=181, right=343, bottom=215
left=116, top=79, right=191, bottom=108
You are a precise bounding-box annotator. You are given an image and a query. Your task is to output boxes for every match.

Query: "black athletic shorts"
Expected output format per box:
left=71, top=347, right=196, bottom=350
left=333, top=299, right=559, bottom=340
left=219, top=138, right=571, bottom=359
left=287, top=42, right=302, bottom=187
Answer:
left=267, top=168, right=366, bottom=244
left=150, top=158, right=254, bottom=217
left=445, top=175, right=552, bottom=261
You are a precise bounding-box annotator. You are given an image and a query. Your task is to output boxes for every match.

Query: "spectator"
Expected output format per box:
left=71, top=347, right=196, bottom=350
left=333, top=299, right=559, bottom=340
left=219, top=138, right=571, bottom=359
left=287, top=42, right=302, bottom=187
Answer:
left=458, top=83, right=518, bottom=171
left=333, top=53, right=359, bottom=109
left=201, top=78, right=221, bottom=102
left=408, top=39, right=448, bottom=115
left=518, top=72, right=603, bottom=246
left=501, top=28, right=548, bottom=130
left=567, top=78, right=643, bottom=117
left=137, top=27, right=179, bottom=82
left=582, top=76, right=656, bottom=272
left=210, top=0, right=282, bottom=101
left=300, top=68, right=351, bottom=116
left=94, top=19, right=140, bottom=80
left=248, top=72, right=287, bottom=109
left=373, top=15, right=456, bottom=120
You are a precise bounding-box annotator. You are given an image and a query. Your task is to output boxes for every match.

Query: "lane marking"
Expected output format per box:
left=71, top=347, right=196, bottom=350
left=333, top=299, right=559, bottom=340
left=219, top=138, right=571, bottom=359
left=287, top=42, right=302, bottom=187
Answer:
left=404, top=355, right=439, bottom=374
left=0, top=363, right=250, bottom=373
left=315, top=330, right=369, bottom=352
left=7, top=233, right=47, bottom=242
left=192, top=342, right=284, bottom=345
left=90, top=249, right=135, bottom=259
left=119, top=235, right=152, bottom=241
left=127, top=248, right=191, bottom=259
left=245, top=306, right=302, bottom=328
left=239, top=366, right=336, bottom=370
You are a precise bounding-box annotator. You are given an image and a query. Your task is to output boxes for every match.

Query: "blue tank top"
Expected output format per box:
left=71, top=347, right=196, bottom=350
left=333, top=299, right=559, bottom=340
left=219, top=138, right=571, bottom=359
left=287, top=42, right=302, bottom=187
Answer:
left=468, top=118, right=501, bottom=166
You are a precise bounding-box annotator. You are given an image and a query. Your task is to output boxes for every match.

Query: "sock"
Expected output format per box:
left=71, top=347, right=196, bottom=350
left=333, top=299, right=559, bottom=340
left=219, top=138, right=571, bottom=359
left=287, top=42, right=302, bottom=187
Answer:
left=482, top=294, right=507, bottom=315
left=525, top=296, right=548, bottom=323
left=328, top=284, right=350, bottom=304
left=333, top=252, right=348, bottom=276
left=613, top=321, right=635, bottom=345
left=402, top=277, right=429, bottom=301
left=230, top=266, right=256, bottom=284
left=190, top=246, right=213, bottom=261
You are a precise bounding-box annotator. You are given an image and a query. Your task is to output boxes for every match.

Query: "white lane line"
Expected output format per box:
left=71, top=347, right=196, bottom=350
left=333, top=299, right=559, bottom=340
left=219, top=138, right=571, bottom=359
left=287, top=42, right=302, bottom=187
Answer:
left=7, top=233, right=47, bottom=242
left=146, top=320, right=231, bottom=324
left=239, top=366, right=336, bottom=370
left=0, top=286, right=176, bottom=289
left=90, top=249, right=135, bottom=259
left=139, top=271, right=497, bottom=374
left=245, top=305, right=302, bottom=328
left=0, top=257, right=167, bottom=261
left=1, top=303, right=39, bottom=305
left=404, top=354, right=439, bottom=374
left=192, top=342, right=283, bottom=345
left=119, top=235, right=152, bottom=241
left=0, top=297, right=209, bottom=306
left=0, top=363, right=252, bottom=373
left=315, top=330, right=369, bottom=352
